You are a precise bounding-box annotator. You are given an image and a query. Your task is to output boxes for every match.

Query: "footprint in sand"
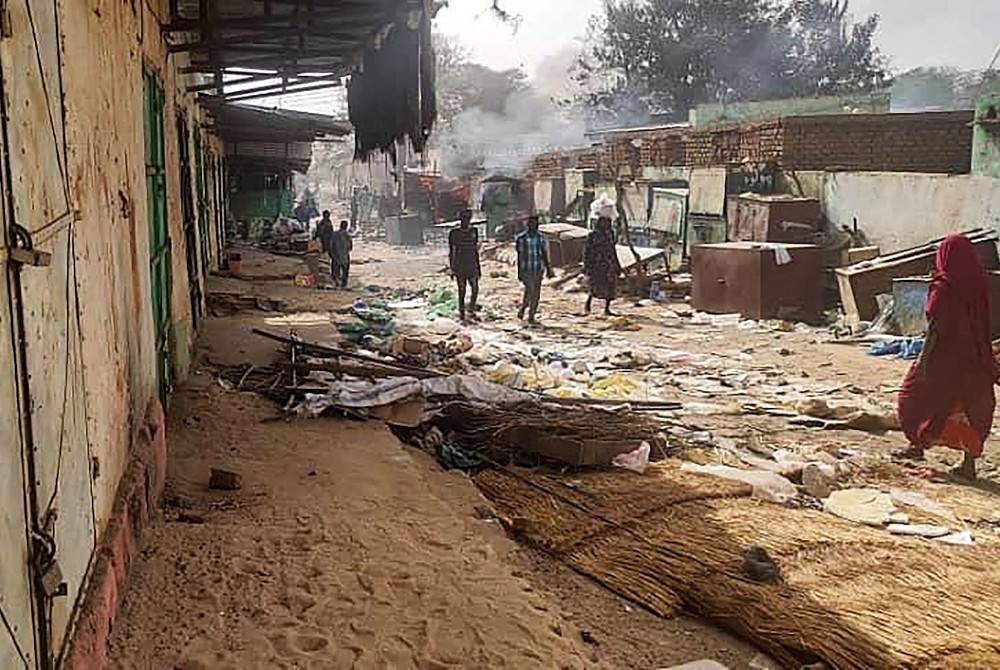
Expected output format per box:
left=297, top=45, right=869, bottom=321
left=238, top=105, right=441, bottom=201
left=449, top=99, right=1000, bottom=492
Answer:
left=294, top=634, right=330, bottom=653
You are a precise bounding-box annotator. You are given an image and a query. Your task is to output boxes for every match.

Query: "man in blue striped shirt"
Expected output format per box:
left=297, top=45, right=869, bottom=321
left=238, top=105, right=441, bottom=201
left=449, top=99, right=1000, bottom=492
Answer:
left=515, top=215, right=554, bottom=323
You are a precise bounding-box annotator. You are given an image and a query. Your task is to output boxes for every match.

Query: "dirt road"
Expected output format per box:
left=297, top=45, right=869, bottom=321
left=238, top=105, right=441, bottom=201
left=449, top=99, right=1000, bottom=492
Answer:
left=107, top=245, right=760, bottom=668
left=107, top=236, right=998, bottom=669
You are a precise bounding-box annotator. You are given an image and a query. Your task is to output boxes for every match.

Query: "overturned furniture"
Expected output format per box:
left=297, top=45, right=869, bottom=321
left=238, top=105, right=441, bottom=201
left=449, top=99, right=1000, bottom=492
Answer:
left=836, top=229, right=1000, bottom=324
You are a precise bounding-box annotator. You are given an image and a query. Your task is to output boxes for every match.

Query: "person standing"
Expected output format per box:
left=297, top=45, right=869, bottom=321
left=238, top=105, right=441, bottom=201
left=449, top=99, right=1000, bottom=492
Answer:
left=515, top=215, right=554, bottom=324
left=448, top=209, right=481, bottom=321
left=584, top=216, right=621, bottom=316
left=314, top=210, right=336, bottom=280
left=330, top=220, right=353, bottom=289
left=897, top=235, right=997, bottom=480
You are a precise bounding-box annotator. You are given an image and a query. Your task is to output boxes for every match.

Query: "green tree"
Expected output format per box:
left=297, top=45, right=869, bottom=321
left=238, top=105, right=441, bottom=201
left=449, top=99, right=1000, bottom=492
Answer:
left=577, top=0, right=888, bottom=121
left=435, top=33, right=527, bottom=127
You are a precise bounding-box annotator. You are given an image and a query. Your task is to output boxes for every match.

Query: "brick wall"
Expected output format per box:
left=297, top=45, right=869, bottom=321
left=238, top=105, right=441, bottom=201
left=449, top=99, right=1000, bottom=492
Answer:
left=682, top=120, right=784, bottom=167
left=527, top=146, right=605, bottom=179
left=781, top=111, right=973, bottom=173
left=524, top=111, right=974, bottom=180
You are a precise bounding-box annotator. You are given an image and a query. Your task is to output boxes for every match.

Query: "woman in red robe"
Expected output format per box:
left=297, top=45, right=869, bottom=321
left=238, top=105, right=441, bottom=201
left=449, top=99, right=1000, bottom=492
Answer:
left=897, top=235, right=997, bottom=480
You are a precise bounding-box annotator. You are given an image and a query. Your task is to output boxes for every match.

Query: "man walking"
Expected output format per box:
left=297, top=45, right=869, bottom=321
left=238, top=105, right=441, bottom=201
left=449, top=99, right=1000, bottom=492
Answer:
left=314, top=210, right=336, bottom=281
left=448, top=209, right=481, bottom=321
left=330, top=220, right=353, bottom=289
left=515, top=215, right=553, bottom=324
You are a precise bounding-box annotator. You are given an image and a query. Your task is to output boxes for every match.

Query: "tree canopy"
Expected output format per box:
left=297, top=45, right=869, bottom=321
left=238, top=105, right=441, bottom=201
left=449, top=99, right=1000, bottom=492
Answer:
left=576, top=0, right=889, bottom=122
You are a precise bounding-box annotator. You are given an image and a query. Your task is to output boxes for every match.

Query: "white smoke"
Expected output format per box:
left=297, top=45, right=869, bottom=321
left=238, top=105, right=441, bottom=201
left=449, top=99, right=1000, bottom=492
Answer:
left=437, top=89, right=588, bottom=177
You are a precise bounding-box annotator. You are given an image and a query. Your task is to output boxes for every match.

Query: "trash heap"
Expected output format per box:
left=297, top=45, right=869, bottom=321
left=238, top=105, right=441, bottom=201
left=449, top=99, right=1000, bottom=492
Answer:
left=220, top=330, right=682, bottom=471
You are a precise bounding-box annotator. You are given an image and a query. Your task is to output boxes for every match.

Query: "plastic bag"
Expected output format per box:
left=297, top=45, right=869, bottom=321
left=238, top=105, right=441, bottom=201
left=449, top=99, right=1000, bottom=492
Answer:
left=612, top=442, right=650, bottom=474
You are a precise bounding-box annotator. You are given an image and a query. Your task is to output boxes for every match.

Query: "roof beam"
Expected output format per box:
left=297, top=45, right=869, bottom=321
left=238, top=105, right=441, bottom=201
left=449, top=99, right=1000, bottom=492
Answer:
left=223, top=79, right=342, bottom=102
left=186, top=70, right=338, bottom=93
left=162, top=6, right=387, bottom=33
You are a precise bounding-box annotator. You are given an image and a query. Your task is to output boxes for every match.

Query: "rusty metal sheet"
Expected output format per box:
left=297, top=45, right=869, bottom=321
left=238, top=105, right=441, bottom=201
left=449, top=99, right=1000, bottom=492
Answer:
left=1, top=1, right=94, bottom=659
left=0, top=251, right=38, bottom=669
left=17, top=230, right=96, bottom=657
left=0, top=0, right=70, bottom=248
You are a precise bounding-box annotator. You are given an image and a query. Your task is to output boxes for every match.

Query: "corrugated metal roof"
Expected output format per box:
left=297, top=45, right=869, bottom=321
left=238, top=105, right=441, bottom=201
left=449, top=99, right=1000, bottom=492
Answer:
left=167, top=0, right=413, bottom=101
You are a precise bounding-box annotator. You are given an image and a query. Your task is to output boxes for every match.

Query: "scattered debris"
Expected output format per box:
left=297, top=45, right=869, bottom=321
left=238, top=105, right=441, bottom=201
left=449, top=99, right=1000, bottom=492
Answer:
left=742, top=546, right=781, bottom=583
left=823, top=489, right=895, bottom=526
left=208, top=468, right=243, bottom=491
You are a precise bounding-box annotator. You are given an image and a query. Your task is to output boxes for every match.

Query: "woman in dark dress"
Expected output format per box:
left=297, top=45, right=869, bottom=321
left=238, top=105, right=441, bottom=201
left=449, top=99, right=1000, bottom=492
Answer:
left=584, top=216, right=621, bottom=316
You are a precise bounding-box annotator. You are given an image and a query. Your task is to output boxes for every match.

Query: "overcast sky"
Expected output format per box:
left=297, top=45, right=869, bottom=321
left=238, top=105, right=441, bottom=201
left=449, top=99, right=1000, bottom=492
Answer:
left=434, top=0, right=1000, bottom=79
left=257, top=0, right=999, bottom=113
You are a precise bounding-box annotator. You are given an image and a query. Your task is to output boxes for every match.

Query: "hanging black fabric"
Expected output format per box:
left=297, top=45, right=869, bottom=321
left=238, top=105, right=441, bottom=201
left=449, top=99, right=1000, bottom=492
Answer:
left=348, top=9, right=436, bottom=162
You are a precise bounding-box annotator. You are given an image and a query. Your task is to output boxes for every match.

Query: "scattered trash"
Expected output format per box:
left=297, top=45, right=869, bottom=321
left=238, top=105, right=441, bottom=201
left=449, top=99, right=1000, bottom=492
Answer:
left=887, top=523, right=951, bottom=538
left=934, top=530, right=975, bottom=546
left=823, top=489, right=896, bottom=526
left=611, top=442, right=651, bottom=474
left=293, top=271, right=317, bottom=288
left=681, top=463, right=797, bottom=503
left=867, top=337, right=923, bottom=360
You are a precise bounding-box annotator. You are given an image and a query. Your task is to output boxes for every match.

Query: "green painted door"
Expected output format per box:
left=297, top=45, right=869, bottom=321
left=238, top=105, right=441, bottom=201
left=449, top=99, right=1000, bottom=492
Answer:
left=177, top=115, right=202, bottom=330
left=143, top=70, right=171, bottom=399
left=194, top=126, right=209, bottom=275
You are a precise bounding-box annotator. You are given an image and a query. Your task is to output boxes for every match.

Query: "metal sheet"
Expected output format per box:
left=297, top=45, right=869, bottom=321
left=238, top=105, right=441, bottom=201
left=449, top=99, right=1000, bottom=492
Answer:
left=18, top=230, right=95, bottom=657
left=648, top=188, right=687, bottom=234
left=0, top=195, right=38, bottom=670
left=564, top=170, right=584, bottom=206
left=533, top=179, right=552, bottom=213
left=620, top=183, right=647, bottom=227
left=688, top=167, right=727, bottom=216
left=1, top=0, right=94, bottom=664
left=0, top=0, right=70, bottom=247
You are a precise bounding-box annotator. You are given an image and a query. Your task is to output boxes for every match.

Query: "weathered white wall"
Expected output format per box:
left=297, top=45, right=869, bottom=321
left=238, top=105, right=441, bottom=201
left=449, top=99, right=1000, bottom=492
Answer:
left=0, top=0, right=225, bottom=663
left=823, top=172, right=1000, bottom=253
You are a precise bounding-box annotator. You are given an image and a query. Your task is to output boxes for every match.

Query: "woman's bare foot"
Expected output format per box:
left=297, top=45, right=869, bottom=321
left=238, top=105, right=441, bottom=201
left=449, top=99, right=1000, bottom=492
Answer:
left=951, top=454, right=977, bottom=481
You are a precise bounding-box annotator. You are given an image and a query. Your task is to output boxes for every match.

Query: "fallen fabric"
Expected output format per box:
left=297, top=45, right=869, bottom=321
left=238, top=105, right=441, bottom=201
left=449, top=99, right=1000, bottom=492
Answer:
left=867, top=337, right=924, bottom=360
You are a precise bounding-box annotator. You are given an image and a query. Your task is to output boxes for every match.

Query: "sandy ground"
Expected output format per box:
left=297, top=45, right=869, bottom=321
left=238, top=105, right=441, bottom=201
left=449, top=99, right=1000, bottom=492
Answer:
left=107, top=236, right=999, bottom=669
left=108, top=244, right=761, bottom=669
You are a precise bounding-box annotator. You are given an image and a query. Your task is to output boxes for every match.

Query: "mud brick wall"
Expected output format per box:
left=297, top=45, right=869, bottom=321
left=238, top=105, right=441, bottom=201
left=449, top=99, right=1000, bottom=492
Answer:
left=527, top=151, right=565, bottom=179
left=683, top=120, right=784, bottom=167
left=527, top=147, right=605, bottom=179
left=781, top=111, right=973, bottom=173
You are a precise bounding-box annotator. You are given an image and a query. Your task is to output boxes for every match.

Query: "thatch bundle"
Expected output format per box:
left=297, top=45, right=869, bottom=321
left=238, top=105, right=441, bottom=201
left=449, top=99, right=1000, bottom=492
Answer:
left=437, top=400, right=671, bottom=448
left=475, top=463, right=1000, bottom=669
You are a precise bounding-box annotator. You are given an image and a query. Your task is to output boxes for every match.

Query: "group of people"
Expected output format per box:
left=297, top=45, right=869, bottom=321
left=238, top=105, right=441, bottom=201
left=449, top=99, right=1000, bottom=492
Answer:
left=448, top=209, right=622, bottom=323
left=313, top=199, right=994, bottom=479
